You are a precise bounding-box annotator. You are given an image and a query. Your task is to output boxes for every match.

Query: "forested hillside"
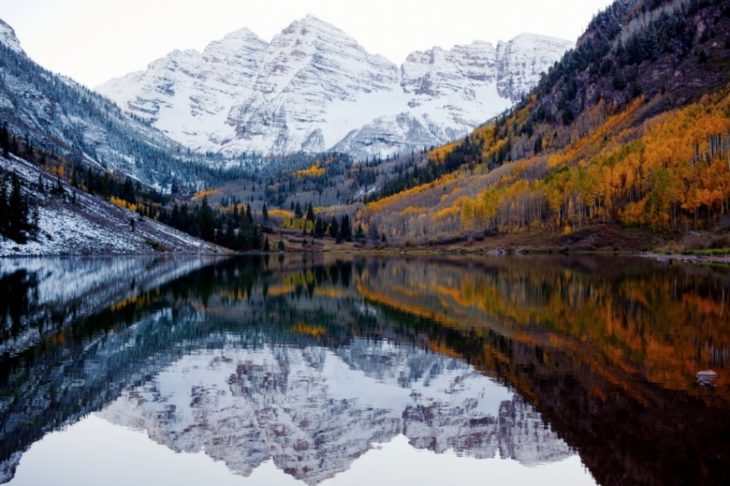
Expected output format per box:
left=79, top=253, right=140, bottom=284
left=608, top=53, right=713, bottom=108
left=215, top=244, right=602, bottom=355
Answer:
left=359, top=0, right=730, bottom=249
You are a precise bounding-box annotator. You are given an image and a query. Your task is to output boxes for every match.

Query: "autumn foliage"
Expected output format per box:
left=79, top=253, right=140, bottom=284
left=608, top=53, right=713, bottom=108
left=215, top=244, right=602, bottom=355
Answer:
left=363, top=86, right=730, bottom=242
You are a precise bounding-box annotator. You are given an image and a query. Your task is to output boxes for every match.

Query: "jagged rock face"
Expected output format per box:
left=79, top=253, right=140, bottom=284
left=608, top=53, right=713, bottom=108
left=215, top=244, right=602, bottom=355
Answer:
left=495, top=33, right=573, bottom=101
left=0, top=20, right=22, bottom=55
left=97, top=16, right=571, bottom=161
left=98, top=340, right=572, bottom=485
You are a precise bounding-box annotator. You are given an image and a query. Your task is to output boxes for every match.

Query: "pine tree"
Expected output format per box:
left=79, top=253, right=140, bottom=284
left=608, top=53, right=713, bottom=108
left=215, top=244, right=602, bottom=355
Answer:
left=121, top=178, right=136, bottom=204
left=0, top=173, right=8, bottom=236
left=262, top=203, right=269, bottom=221
left=328, top=216, right=339, bottom=239
left=339, top=215, right=352, bottom=242
left=198, top=197, right=216, bottom=242
left=223, top=220, right=235, bottom=250
left=314, top=217, right=325, bottom=238
left=7, top=172, right=31, bottom=243
left=294, top=201, right=303, bottom=219
left=0, top=123, right=10, bottom=158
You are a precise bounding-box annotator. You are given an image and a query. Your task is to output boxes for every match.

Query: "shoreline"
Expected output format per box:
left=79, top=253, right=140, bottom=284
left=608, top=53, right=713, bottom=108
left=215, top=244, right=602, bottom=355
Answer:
left=3, top=248, right=728, bottom=265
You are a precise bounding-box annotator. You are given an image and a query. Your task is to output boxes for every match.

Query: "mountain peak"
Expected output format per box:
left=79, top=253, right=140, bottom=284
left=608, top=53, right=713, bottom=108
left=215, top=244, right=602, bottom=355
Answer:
left=282, top=14, right=352, bottom=40
left=220, top=26, right=265, bottom=43
left=0, top=19, right=23, bottom=54
left=202, top=27, right=268, bottom=60
left=301, top=14, right=335, bottom=28
left=504, top=32, right=574, bottom=48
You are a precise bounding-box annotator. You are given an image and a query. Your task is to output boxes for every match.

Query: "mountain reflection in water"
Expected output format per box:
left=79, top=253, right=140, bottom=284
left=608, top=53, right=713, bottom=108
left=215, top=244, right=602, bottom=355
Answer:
left=0, top=255, right=728, bottom=485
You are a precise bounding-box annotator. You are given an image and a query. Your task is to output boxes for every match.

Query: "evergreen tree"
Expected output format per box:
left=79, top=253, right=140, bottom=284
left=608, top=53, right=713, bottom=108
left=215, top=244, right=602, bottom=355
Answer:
left=339, top=215, right=352, bottom=242
left=198, top=197, right=216, bottom=242
left=294, top=201, right=303, bottom=219
left=328, top=216, right=339, bottom=239
left=5, top=172, right=35, bottom=243
left=262, top=203, right=269, bottom=222
left=0, top=123, right=10, bottom=158
left=314, top=216, right=325, bottom=238
left=305, top=203, right=315, bottom=222
left=121, top=178, right=136, bottom=204
left=222, top=219, right=235, bottom=249
left=0, top=174, right=8, bottom=235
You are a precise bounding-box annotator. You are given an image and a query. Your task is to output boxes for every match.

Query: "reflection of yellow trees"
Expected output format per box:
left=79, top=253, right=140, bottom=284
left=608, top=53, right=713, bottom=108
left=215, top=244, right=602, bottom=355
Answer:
left=267, top=283, right=295, bottom=297
left=266, top=271, right=319, bottom=297
left=356, top=259, right=730, bottom=401
left=313, top=287, right=345, bottom=299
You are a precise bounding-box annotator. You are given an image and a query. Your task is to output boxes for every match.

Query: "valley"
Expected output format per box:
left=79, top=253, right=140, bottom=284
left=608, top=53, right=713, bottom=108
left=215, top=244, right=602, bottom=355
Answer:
left=1, top=3, right=729, bottom=485
left=1, top=0, right=729, bottom=257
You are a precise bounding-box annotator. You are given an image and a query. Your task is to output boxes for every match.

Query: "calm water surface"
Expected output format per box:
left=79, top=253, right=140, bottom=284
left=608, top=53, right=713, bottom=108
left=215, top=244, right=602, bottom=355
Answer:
left=0, top=255, right=728, bottom=485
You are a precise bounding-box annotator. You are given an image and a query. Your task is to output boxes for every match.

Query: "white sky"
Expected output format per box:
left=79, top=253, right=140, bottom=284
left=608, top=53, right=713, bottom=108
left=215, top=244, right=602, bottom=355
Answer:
left=2, top=0, right=614, bottom=88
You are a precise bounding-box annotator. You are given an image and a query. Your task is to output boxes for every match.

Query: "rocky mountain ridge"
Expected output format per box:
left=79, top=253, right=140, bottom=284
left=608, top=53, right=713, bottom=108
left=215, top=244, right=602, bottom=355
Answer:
left=97, top=16, right=572, bottom=161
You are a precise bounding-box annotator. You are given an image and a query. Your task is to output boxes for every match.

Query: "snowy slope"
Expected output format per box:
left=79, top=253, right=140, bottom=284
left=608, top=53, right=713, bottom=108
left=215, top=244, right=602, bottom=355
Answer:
left=0, top=154, right=225, bottom=256
left=98, top=16, right=572, bottom=161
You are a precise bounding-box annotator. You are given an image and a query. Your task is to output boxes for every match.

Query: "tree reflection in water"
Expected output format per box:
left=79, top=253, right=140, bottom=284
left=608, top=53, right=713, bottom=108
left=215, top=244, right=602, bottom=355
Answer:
left=0, top=255, right=728, bottom=485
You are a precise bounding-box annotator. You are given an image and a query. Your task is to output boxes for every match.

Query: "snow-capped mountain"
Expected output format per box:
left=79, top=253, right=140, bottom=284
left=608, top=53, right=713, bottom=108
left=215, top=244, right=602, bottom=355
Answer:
left=99, top=340, right=573, bottom=484
left=98, top=16, right=572, bottom=160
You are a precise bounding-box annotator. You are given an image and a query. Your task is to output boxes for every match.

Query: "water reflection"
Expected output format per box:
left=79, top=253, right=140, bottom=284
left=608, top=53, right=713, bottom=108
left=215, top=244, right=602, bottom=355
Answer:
left=0, top=255, right=728, bottom=485
left=100, top=342, right=568, bottom=484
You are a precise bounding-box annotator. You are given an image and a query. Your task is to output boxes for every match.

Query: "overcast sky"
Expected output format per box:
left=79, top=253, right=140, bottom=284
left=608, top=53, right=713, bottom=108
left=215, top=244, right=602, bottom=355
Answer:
left=3, top=0, right=614, bottom=88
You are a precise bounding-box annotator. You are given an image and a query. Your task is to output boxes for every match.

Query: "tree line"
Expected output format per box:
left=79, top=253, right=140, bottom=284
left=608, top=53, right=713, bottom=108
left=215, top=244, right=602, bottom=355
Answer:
left=157, top=198, right=265, bottom=251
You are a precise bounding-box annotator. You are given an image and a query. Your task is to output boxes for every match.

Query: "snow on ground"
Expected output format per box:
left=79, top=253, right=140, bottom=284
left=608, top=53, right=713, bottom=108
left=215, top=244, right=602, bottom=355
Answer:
left=0, top=154, right=225, bottom=256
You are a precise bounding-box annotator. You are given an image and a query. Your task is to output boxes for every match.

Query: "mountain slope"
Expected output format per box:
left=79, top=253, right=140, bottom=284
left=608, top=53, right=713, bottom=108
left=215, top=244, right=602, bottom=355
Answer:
left=0, top=19, right=223, bottom=190
left=97, top=16, right=571, bottom=160
left=0, top=153, right=224, bottom=255
left=359, top=0, right=730, bottom=247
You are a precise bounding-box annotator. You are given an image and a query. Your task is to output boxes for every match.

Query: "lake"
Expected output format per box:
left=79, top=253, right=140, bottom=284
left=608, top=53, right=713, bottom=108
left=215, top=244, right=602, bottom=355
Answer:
left=1, top=255, right=728, bottom=485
